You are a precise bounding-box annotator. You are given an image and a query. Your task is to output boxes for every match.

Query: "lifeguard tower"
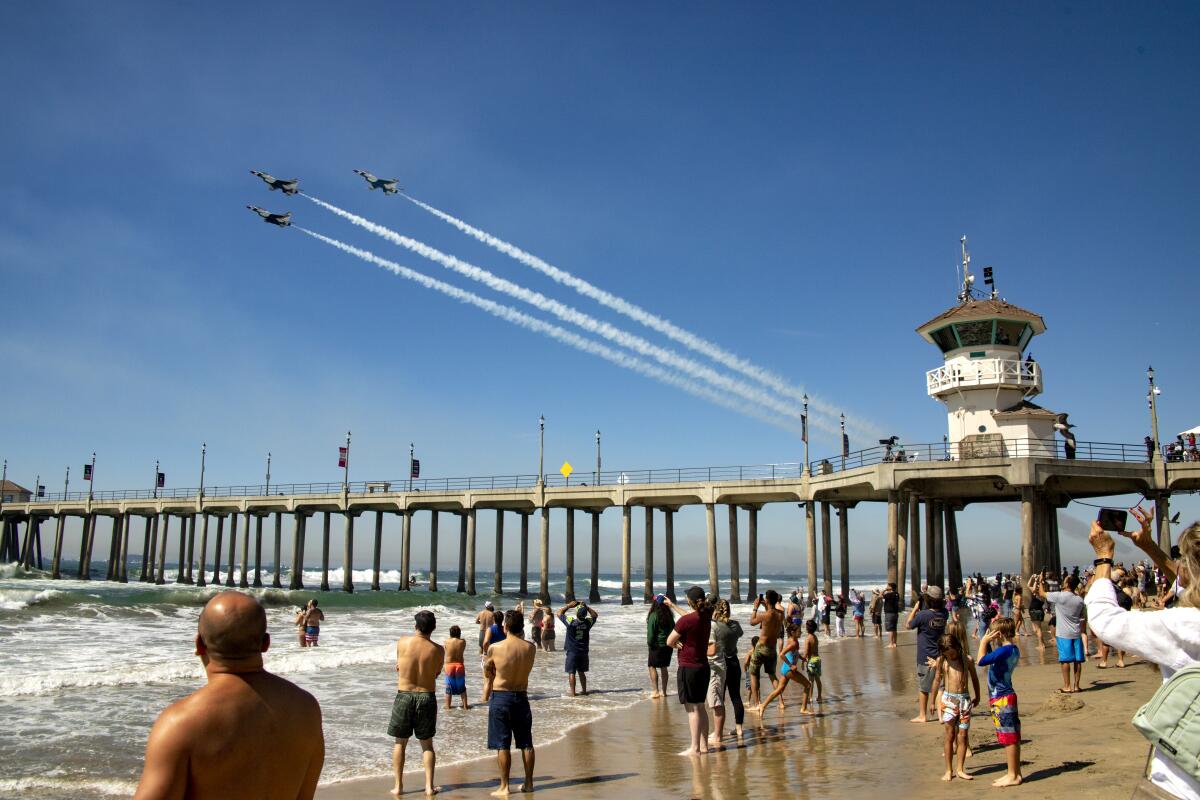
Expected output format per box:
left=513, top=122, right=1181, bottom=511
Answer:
left=917, top=238, right=1064, bottom=459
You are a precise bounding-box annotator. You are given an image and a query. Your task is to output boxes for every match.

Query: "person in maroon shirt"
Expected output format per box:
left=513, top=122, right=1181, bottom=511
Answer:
left=667, top=586, right=714, bottom=756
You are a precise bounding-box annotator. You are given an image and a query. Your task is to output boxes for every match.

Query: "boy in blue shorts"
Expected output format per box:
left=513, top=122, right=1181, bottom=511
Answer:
left=977, top=617, right=1024, bottom=787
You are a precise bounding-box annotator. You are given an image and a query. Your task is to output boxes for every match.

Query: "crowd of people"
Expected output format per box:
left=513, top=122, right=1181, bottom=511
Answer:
left=130, top=504, right=1200, bottom=800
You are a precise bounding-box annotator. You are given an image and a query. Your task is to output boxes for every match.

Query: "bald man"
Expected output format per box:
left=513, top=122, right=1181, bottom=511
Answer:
left=133, top=591, right=325, bottom=800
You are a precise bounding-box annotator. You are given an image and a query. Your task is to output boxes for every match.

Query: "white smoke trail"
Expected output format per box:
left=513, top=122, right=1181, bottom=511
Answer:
left=296, top=227, right=801, bottom=433
left=304, top=194, right=840, bottom=436
left=396, top=192, right=881, bottom=438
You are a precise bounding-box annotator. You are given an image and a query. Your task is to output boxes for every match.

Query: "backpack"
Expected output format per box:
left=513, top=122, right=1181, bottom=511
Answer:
left=1131, top=663, right=1200, bottom=782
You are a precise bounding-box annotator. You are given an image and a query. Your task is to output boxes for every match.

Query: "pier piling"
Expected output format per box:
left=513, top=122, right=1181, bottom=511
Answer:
left=727, top=505, right=741, bottom=603
left=588, top=510, right=601, bottom=603
left=427, top=511, right=438, bottom=592
left=621, top=505, right=632, bottom=605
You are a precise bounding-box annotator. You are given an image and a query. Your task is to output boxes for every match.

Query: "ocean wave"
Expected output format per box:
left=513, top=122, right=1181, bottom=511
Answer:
left=0, top=587, right=63, bottom=611
left=0, top=775, right=137, bottom=797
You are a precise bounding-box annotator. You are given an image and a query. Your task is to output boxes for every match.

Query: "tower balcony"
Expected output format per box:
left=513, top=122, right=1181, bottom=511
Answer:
left=926, top=357, right=1042, bottom=398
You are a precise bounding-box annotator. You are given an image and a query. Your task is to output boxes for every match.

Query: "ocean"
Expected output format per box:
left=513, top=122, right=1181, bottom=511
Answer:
left=0, top=561, right=888, bottom=799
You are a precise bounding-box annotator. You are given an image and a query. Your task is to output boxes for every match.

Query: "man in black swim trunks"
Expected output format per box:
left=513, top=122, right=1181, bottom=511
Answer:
left=484, top=610, right=536, bottom=795
left=557, top=600, right=598, bottom=696
left=881, top=582, right=901, bottom=648
left=748, top=589, right=783, bottom=706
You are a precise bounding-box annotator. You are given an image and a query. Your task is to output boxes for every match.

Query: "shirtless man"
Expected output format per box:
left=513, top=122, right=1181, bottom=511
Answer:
left=475, top=601, right=496, bottom=654
left=483, top=610, right=536, bottom=797
left=301, top=599, right=325, bottom=648
left=748, top=589, right=784, bottom=706
left=389, top=610, right=445, bottom=797
left=133, top=591, right=324, bottom=800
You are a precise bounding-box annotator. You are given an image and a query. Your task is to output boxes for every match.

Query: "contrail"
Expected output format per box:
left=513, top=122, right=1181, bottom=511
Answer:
left=396, top=191, right=880, bottom=438
left=304, top=194, right=842, bottom=436
left=296, top=227, right=802, bottom=434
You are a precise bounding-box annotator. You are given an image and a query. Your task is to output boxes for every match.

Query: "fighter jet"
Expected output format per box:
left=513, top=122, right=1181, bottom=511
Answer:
left=353, top=169, right=401, bottom=194
left=250, top=170, right=299, bottom=195
left=246, top=205, right=292, bottom=227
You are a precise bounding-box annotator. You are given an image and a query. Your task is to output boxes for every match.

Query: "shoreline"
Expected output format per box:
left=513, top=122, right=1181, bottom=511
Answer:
left=317, top=631, right=1160, bottom=798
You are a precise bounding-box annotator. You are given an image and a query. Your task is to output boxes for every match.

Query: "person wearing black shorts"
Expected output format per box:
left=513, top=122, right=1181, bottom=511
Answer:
left=881, top=582, right=901, bottom=648
left=667, top=586, right=713, bottom=756
left=646, top=594, right=675, bottom=697
left=557, top=600, right=598, bottom=696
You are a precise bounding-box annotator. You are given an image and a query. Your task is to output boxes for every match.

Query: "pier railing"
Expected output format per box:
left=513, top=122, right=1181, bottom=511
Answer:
left=14, top=439, right=1149, bottom=504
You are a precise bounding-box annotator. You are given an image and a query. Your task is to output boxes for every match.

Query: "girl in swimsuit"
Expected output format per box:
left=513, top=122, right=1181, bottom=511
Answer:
left=752, top=623, right=812, bottom=720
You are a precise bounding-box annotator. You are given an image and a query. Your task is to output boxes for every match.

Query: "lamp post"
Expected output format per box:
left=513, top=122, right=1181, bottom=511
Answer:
left=538, top=415, right=545, bottom=487
left=63, top=466, right=70, bottom=500
left=408, top=443, right=415, bottom=492
left=199, top=443, right=206, bottom=501
left=595, top=430, right=601, bottom=484
left=840, top=413, right=847, bottom=470
left=265, top=452, right=272, bottom=494
left=802, top=393, right=809, bottom=476
left=87, top=453, right=96, bottom=501
left=153, top=460, right=160, bottom=499
left=343, top=431, right=351, bottom=490
left=1148, top=366, right=1162, bottom=462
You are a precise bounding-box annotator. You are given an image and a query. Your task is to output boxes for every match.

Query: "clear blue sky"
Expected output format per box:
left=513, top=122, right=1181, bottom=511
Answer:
left=2, top=2, right=1197, bottom=574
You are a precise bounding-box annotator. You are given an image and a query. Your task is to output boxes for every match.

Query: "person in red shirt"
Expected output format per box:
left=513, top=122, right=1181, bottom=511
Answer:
left=667, top=586, right=714, bottom=756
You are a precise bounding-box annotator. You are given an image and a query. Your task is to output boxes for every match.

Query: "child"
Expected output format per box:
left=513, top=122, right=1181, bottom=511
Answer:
left=977, top=617, right=1023, bottom=787
left=752, top=623, right=812, bottom=719
left=743, top=635, right=759, bottom=705
left=929, top=632, right=980, bottom=781
left=443, top=624, right=469, bottom=710
left=803, top=619, right=823, bottom=702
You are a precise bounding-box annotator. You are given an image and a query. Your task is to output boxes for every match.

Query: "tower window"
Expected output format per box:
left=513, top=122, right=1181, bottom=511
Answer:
left=930, top=326, right=958, bottom=352
left=955, top=320, right=993, bottom=347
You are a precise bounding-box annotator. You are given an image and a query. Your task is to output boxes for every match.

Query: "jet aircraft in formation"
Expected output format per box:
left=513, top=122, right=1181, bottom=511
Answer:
left=246, top=205, right=292, bottom=227
left=353, top=169, right=401, bottom=194
left=250, top=170, right=299, bottom=195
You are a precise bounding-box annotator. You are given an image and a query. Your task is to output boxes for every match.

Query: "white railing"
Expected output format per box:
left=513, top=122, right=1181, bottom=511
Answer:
left=926, top=358, right=1041, bottom=396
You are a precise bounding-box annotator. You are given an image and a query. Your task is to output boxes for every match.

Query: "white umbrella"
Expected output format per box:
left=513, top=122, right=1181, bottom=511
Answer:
left=1178, top=426, right=1200, bottom=438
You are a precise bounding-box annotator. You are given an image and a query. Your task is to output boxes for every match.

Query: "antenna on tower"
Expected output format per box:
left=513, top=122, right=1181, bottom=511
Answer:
left=958, top=235, right=975, bottom=303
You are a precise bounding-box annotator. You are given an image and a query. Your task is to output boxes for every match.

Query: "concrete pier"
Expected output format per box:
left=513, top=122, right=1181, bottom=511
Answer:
left=287, top=512, right=302, bottom=590
left=493, top=510, right=504, bottom=595
left=184, top=514, right=196, bottom=584
left=519, top=512, right=529, bottom=596
left=704, top=503, right=718, bottom=594
left=147, top=516, right=160, bottom=583
left=588, top=510, right=601, bottom=603
left=896, top=493, right=909, bottom=607
left=252, top=514, right=263, bottom=588
left=887, top=491, right=900, bottom=588
left=805, top=502, right=817, bottom=596
left=465, top=508, right=476, bottom=596
left=50, top=514, right=65, bottom=579
left=400, top=511, right=412, bottom=591
left=118, top=514, right=130, bottom=582
left=371, top=511, right=383, bottom=591
left=908, top=497, right=921, bottom=600
left=319, top=512, right=330, bottom=592
left=538, top=506, right=550, bottom=603
left=932, top=501, right=945, bottom=589
left=745, top=505, right=758, bottom=601
left=271, top=513, right=282, bottom=589
left=643, top=507, right=653, bottom=603
left=456, top=512, right=466, bottom=593
left=621, top=505, right=632, bottom=605
left=726, top=505, right=741, bottom=603
left=225, top=512, right=238, bottom=588
left=197, top=514, right=210, bottom=588
left=212, top=515, right=224, bottom=585
left=820, top=501, right=833, bottom=596
left=428, top=511, right=438, bottom=592
left=1156, top=494, right=1171, bottom=551
left=177, top=515, right=189, bottom=585
left=239, top=512, right=250, bottom=589
left=944, top=503, right=961, bottom=592
left=923, top=500, right=935, bottom=587
left=1020, top=488, right=1035, bottom=591
left=156, top=515, right=169, bottom=585
left=341, top=512, right=354, bottom=593
left=838, top=503, right=850, bottom=598
left=565, top=508, right=576, bottom=602
left=78, top=513, right=93, bottom=579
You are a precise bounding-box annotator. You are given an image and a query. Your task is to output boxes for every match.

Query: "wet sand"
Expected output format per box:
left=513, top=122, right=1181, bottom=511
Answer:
left=318, top=632, right=1159, bottom=799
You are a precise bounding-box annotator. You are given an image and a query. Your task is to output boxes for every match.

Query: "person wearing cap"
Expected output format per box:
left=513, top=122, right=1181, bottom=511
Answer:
left=667, top=586, right=714, bottom=756
left=907, top=584, right=948, bottom=723
left=557, top=599, right=598, bottom=696
left=475, top=602, right=496, bottom=655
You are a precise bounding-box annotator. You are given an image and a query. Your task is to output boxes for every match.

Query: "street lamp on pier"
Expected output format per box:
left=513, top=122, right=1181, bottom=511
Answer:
left=1147, top=366, right=1162, bottom=462
left=265, top=452, right=272, bottom=495
left=802, top=394, right=809, bottom=476
left=538, top=415, right=545, bottom=487
left=595, top=429, right=601, bottom=484
left=198, top=443, right=206, bottom=501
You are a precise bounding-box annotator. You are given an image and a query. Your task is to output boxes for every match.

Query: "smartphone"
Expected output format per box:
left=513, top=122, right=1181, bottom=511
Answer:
left=758, top=593, right=764, bottom=601
left=1097, top=508, right=1128, bottom=532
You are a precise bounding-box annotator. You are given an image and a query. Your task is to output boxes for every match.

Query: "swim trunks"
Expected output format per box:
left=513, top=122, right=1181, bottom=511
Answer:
left=805, top=656, right=822, bottom=678
left=487, top=691, right=533, bottom=750
left=989, top=692, right=1020, bottom=745
left=444, top=663, right=466, bottom=696
left=531, top=625, right=542, bottom=646
left=387, top=690, right=437, bottom=740
left=940, top=691, right=973, bottom=729
left=884, top=612, right=899, bottom=632
left=748, top=643, right=777, bottom=678
left=564, top=651, right=589, bottom=674
left=1056, top=636, right=1084, bottom=663
left=871, top=611, right=882, bottom=626
left=304, top=625, right=319, bottom=644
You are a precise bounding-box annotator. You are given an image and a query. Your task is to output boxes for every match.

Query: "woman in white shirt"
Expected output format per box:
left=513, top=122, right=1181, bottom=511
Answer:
left=1085, top=507, right=1200, bottom=800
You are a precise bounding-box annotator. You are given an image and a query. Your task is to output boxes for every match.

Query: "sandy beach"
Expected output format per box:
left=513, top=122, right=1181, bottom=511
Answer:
left=318, top=630, right=1159, bottom=799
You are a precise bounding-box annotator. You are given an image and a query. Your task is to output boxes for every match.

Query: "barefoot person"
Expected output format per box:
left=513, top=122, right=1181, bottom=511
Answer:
left=646, top=594, right=676, bottom=698
left=483, top=610, right=537, bottom=796
left=667, top=586, right=714, bottom=757
left=977, top=617, right=1024, bottom=787
left=301, top=599, right=325, bottom=648
left=475, top=601, right=496, bottom=654
left=558, top=599, right=598, bottom=696
left=929, top=632, right=980, bottom=781
left=753, top=622, right=812, bottom=721
left=389, top=610, right=445, bottom=797
left=1036, top=574, right=1086, bottom=692
left=747, top=590, right=784, bottom=708
left=706, top=598, right=744, bottom=744
left=907, top=585, right=948, bottom=722
left=443, top=625, right=469, bottom=711
left=881, top=582, right=901, bottom=648
left=133, top=591, right=324, bottom=800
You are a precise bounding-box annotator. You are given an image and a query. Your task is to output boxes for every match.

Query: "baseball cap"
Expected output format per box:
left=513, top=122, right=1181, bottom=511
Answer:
left=484, top=601, right=494, bottom=610
left=926, top=586, right=944, bottom=601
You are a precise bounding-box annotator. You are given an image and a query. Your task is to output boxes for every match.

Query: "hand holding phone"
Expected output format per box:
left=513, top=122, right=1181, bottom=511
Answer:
left=1097, top=508, right=1128, bottom=532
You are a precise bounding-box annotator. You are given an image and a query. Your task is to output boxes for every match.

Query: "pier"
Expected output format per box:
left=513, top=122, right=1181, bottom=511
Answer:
left=3, top=443, right=1196, bottom=605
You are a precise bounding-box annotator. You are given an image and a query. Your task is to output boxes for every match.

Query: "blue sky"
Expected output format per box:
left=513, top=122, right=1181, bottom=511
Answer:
left=2, top=2, right=1197, bottom=575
